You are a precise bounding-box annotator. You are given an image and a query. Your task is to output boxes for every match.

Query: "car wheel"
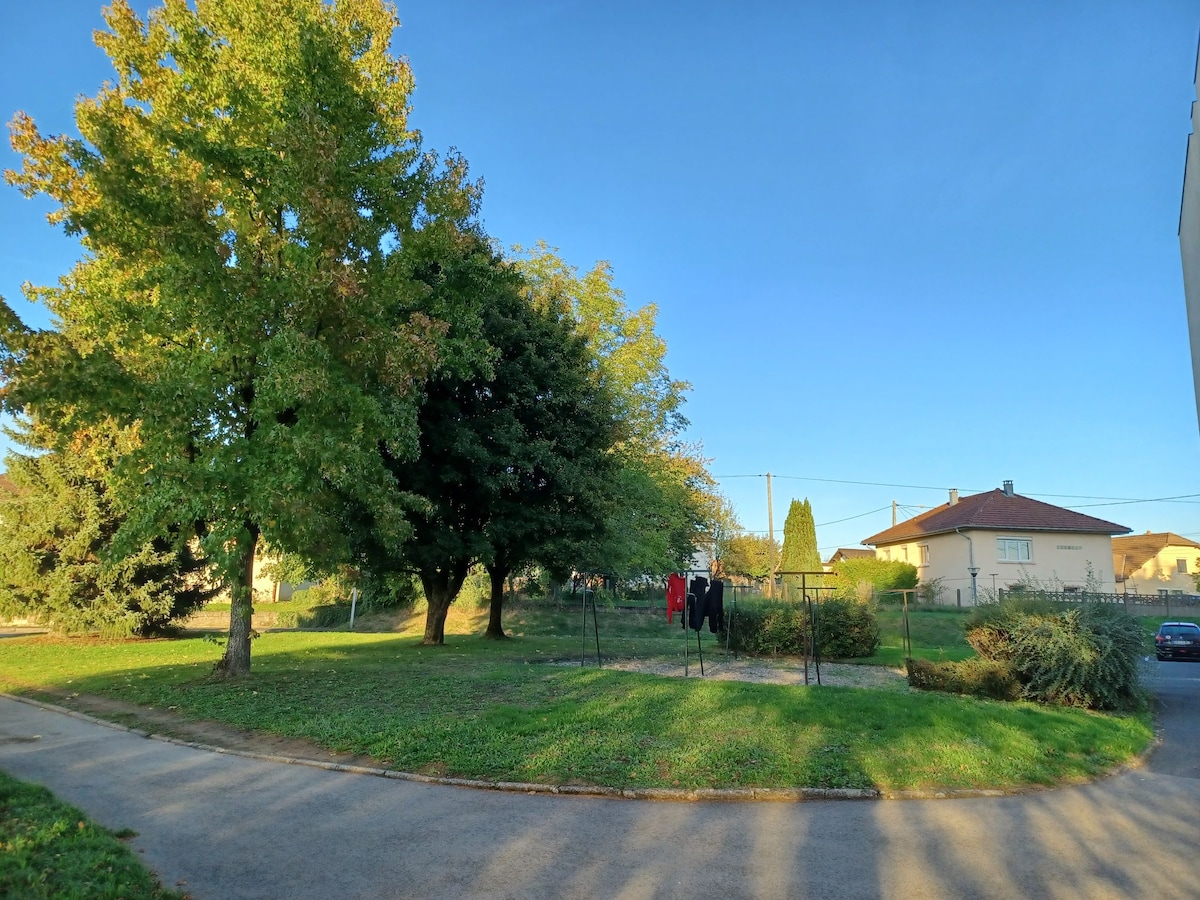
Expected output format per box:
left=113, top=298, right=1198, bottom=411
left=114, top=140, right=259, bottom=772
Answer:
left=1156, top=654, right=1168, bottom=661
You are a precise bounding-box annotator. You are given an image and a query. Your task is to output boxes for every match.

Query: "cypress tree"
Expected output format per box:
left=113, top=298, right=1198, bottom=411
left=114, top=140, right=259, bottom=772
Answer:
left=779, top=498, right=822, bottom=599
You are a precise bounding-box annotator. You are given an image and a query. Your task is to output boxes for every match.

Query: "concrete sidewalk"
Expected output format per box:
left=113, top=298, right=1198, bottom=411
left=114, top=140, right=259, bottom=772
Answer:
left=2, top=666, right=1199, bottom=899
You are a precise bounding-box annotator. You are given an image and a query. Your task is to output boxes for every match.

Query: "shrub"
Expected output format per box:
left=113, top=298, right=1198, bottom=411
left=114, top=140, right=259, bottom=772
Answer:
left=817, top=599, right=881, bottom=658
left=724, top=601, right=809, bottom=656
left=906, top=657, right=1021, bottom=701
left=965, top=600, right=1145, bottom=711
left=832, top=558, right=918, bottom=602
left=723, top=598, right=879, bottom=658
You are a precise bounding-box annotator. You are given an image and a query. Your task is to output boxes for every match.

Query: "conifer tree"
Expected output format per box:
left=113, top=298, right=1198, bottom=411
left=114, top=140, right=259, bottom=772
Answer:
left=0, top=423, right=214, bottom=635
left=779, top=498, right=822, bottom=598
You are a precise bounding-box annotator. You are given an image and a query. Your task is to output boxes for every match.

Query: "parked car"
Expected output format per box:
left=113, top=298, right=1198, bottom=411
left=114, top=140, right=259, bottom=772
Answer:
left=1154, top=621, right=1200, bottom=661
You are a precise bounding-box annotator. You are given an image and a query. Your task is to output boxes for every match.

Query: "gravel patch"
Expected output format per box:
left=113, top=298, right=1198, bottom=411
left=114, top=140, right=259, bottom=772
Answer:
left=552, top=656, right=910, bottom=690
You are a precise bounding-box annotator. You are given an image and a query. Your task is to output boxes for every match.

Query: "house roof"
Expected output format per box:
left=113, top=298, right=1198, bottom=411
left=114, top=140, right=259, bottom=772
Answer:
left=825, top=547, right=875, bottom=565
left=862, top=488, right=1130, bottom=546
left=1112, top=532, right=1200, bottom=579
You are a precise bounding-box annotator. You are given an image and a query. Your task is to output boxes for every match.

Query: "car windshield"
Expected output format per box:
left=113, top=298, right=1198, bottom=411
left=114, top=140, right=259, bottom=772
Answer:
left=1160, top=625, right=1200, bottom=637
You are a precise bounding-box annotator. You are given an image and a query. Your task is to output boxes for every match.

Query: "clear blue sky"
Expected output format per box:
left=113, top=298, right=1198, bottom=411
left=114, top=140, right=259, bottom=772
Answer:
left=3, top=1, right=1200, bottom=557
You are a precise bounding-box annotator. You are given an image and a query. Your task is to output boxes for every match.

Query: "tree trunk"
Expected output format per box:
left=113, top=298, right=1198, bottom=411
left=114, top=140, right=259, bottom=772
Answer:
left=217, top=521, right=259, bottom=677
left=420, top=562, right=469, bottom=645
left=484, top=562, right=509, bottom=640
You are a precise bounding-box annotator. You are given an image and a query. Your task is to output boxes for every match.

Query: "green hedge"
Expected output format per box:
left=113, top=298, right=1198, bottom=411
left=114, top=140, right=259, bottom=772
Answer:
left=906, top=657, right=1021, bottom=701
left=964, top=600, right=1145, bottom=711
left=724, top=599, right=879, bottom=658
left=276, top=603, right=352, bottom=629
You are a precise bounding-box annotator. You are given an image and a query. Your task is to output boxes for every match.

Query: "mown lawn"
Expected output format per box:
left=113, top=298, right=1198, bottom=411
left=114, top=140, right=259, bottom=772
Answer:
left=0, top=770, right=183, bottom=899
left=0, top=603, right=1153, bottom=793
left=869, top=605, right=975, bottom=665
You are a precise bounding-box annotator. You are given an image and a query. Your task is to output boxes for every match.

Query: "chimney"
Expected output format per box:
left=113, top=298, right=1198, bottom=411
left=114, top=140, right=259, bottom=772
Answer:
left=949, top=489, right=959, bottom=506
left=1002, top=480, right=1014, bottom=497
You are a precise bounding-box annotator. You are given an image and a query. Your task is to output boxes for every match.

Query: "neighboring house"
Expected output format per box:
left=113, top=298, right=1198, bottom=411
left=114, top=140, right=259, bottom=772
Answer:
left=823, top=547, right=875, bottom=572
left=1112, top=532, right=1200, bottom=597
left=1180, top=45, right=1200, bottom=433
left=862, top=481, right=1130, bottom=605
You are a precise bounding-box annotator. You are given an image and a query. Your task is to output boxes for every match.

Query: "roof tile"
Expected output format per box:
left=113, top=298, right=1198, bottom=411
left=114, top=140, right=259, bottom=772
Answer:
left=863, top=489, right=1130, bottom=546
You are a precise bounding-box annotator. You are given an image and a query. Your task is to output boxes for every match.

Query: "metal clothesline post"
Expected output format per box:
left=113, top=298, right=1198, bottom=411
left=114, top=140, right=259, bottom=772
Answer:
left=580, top=587, right=601, bottom=668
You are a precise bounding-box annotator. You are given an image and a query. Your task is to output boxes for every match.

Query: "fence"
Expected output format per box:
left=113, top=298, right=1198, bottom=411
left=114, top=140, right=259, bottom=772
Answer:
left=995, top=589, right=1200, bottom=618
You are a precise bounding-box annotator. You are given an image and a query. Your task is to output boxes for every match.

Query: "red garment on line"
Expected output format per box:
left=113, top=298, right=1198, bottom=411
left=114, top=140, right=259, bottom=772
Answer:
left=666, top=573, right=686, bottom=623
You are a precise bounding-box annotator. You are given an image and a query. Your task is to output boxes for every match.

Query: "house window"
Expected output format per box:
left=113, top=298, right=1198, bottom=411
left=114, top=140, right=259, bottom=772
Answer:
left=1178, top=559, right=1188, bottom=575
left=996, top=538, right=1032, bottom=562
left=1159, top=589, right=1169, bottom=597
left=902, top=546, right=909, bottom=562
left=919, top=544, right=929, bottom=565
left=1171, top=590, right=1184, bottom=596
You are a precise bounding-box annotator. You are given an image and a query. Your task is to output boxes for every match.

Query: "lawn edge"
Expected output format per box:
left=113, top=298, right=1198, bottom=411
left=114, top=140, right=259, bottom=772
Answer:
left=2, top=691, right=1159, bottom=803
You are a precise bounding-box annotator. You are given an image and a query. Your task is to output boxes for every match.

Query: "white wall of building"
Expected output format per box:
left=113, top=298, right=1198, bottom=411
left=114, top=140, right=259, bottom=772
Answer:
left=1180, top=50, right=1200, bottom=432
left=1121, top=545, right=1200, bottom=596
left=877, top=530, right=1118, bottom=604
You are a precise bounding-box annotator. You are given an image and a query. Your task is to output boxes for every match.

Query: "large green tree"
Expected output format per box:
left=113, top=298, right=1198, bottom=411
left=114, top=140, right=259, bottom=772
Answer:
left=0, top=422, right=214, bottom=635
left=513, top=244, right=715, bottom=577
left=365, top=246, right=618, bottom=644
left=779, top=498, right=822, bottom=597
left=721, top=532, right=779, bottom=582
left=1, top=0, right=485, bottom=674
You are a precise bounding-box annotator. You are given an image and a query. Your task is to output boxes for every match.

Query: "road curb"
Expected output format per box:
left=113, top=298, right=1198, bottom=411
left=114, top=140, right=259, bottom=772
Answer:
left=1, top=691, right=1157, bottom=804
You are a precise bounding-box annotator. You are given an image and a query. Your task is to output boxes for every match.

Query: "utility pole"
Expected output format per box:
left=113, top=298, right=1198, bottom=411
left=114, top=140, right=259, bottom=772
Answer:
left=766, top=472, right=775, bottom=599
left=892, top=500, right=897, bottom=527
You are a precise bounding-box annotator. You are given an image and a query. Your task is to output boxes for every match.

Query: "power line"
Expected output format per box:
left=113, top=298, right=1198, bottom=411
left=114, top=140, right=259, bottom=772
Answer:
left=816, top=505, right=893, bottom=527
left=712, top=473, right=1200, bottom=507
left=1065, top=493, right=1200, bottom=509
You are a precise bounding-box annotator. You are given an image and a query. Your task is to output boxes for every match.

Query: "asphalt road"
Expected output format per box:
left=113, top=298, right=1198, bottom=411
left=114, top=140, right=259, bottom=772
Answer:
left=1, top=661, right=1199, bottom=900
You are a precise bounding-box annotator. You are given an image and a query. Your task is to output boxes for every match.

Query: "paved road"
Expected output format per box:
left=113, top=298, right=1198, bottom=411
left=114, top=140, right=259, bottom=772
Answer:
left=1, top=662, right=1199, bottom=900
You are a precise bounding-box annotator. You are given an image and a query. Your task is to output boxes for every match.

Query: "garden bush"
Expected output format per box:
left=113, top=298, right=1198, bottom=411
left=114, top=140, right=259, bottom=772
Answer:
left=906, top=657, right=1021, bottom=701
left=965, top=600, right=1145, bottom=711
left=275, top=603, right=354, bottom=629
left=724, top=599, right=879, bottom=658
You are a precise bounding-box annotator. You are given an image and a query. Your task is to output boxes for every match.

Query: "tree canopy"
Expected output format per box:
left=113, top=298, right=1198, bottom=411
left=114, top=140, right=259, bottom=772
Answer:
left=779, top=498, right=822, bottom=596
left=2, top=0, right=486, bottom=673
left=363, top=245, right=619, bottom=643
left=512, top=244, right=716, bottom=578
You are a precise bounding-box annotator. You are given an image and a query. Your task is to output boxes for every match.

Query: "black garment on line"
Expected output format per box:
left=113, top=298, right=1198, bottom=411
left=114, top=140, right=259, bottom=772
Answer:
left=688, top=576, right=709, bottom=631
left=705, top=579, right=724, bottom=633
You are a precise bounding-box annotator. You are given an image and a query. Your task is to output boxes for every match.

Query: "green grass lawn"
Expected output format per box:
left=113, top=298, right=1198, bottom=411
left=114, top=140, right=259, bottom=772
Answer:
left=869, top=605, right=976, bottom=665
left=0, top=603, right=1152, bottom=793
left=0, top=770, right=183, bottom=899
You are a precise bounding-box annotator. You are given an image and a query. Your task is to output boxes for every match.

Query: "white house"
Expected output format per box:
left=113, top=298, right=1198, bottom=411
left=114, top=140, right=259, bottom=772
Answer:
left=862, top=481, right=1130, bottom=605
left=1112, top=532, right=1200, bottom=597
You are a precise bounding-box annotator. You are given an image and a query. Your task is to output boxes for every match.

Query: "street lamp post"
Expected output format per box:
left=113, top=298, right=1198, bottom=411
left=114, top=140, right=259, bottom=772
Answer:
left=968, top=566, right=980, bottom=605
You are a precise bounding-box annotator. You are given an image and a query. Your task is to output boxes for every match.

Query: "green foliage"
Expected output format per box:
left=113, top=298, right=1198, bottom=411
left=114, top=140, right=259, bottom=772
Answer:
left=725, top=600, right=811, bottom=655
left=720, top=532, right=778, bottom=580
left=512, top=243, right=713, bottom=577
left=817, top=599, right=882, bottom=659
left=832, top=557, right=919, bottom=601
left=906, top=657, right=1022, bottom=701
left=0, top=427, right=214, bottom=636
left=0, top=770, right=184, bottom=899
left=3, top=0, right=486, bottom=673
left=276, top=603, right=352, bottom=629
left=779, top=499, right=821, bottom=591
left=724, top=598, right=879, bottom=658
left=356, top=247, right=619, bottom=643
left=917, top=577, right=946, bottom=605
left=965, top=599, right=1146, bottom=710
